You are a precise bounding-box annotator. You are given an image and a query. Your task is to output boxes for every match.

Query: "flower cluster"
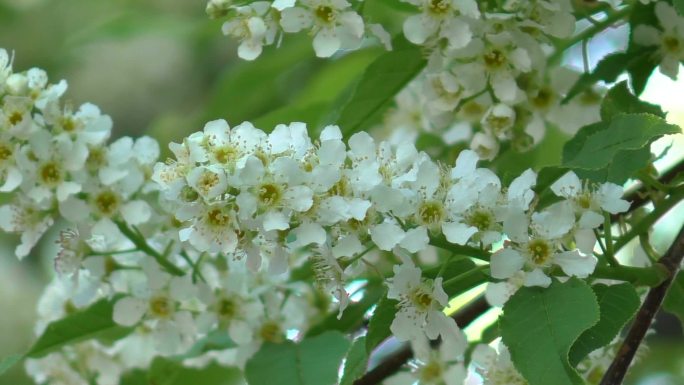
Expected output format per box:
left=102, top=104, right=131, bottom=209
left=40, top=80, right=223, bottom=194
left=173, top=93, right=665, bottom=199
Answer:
left=206, top=0, right=390, bottom=59
left=634, top=1, right=684, bottom=79
left=2, top=45, right=632, bottom=385
left=208, top=0, right=614, bottom=160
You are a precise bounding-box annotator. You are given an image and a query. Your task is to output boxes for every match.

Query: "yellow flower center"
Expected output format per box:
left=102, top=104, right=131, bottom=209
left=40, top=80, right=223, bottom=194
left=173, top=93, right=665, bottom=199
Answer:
left=315, top=5, right=335, bottom=23
left=259, top=321, right=284, bottom=343
left=94, top=190, right=121, bottom=216
left=258, top=183, right=282, bottom=206
left=149, top=296, right=174, bottom=318
left=39, top=162, right=63, bottom=186
left=483, top=49, right=507, bottom=70
left=527, top=238, right=551, bottom=266
left=417, top=200, right=445, bottom=227
left=206, top=207, right=230, bottom=227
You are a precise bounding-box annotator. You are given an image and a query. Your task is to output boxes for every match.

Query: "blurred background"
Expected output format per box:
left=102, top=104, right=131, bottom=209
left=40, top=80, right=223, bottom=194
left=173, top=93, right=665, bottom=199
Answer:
left=0, top=0, right=683, bottom=384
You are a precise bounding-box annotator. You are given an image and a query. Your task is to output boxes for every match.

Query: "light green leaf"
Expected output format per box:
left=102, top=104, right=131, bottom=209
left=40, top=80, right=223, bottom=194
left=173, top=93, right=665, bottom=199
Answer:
left=500, top=278, right=600, bottom=385
left=569, top=283, right=640, bottom=366
left=245, top=331, right=350, bottom=385
left=172, top=329, right=236, bottom=360
left=664, top=272, right=684, bottom=327
left=148, top=357, right=243, bottom=385
left=0, top=354, right=22, bottom=376
left=27, top=296, right=133, bottom=358
left=324, top=36, right=426, bottom=137
left=562, top=113, right=679, bottom=171
left=365, top=294, right=398, bottom=353
left=340, top=337, right=369, bottom=385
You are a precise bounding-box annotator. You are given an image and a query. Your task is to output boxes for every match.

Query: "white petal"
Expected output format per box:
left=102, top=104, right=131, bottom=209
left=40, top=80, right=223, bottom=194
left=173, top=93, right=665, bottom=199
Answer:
left=121, top=200, right=152, bottom=226
left=399, top=227, right=429, bottom=253
left=490, top=248, right=525, bottom=279
left=313, top=28, right=341, bottom=58
left=555, top=250, right=597, bottom=278
left=292, top=222, right=326, bottom=246
left=370, top=222, right=405, bottom=251
left=550, top=171, right=581, bottom=198
left=262, top=211, right=290, bottom=231
left=523, top=268, right=551, bottom=287
left=113, top=297, right=147, bottom=326
left=442, top=222, right=478, bottom=245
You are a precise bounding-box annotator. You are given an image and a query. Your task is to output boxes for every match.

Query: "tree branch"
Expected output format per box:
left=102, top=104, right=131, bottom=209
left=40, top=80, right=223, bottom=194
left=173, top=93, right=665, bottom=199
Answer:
left=600, top=224, right=684, bottom=385
left=354, top=297, right=490, bottom=385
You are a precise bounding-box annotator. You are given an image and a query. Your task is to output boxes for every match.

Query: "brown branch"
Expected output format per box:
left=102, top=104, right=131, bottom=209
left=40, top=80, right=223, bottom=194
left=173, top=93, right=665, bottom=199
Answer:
left=616, top=159, right=684, bottom=219
left=354, top=296, right=490, bottom=385
left=600, top=224, right=684, bottom=385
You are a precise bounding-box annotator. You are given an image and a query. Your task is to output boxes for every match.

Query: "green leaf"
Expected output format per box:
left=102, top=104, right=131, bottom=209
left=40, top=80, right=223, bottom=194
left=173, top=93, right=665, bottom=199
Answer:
left=569, top=283, right=640, bottom=366
left=26, top=296, right=133, bottom=358
left=627, top=2, right=660, bottom=95
left=664, top=272, right=684, bottom=327
left=307, top=281, right=384, bottom=337
left=500, top=278, right=600, bottom=385
left=366, top=294, right=398, bottom=353
left=245, top=331, right=350, bottom=385
left=600, top=81, right=664, bottom=121
left=172, top=329, right=236, bottom=360
left=563, top=52, right=630, bottom=103
left=674, top=0, right=684, bottom=15
left=206, top=36, right=313, bottom=125
left=324, top=36, right=426, bottom=137
left=562, top=113, right=679, bottom=171
left=340, top=337, right=369, bottom=385
left=148, top=357, right=243, bottom=385
left=0, top=354, right=22, bottom=376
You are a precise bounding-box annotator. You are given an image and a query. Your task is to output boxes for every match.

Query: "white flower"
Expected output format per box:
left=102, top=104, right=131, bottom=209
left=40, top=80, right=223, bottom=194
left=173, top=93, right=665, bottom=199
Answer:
left=402, top=0, right=477, bottom=48
left=177, top=202, right=240, bottom=254
left=481, top=103, right=516, bottom=139
left=222, top=2, right=275, bottom=61
left=634, top=1, right=684, bottom=79
left=0, top=198, right=54, bottom=259
left=551, top=171, right=630, bottom=228
left=280, top=0, right=364, bottom=57
left=113, top=259, right=197, bottom=355
left=405, top=331, right=467, bottom=385
left=387, top=257, right=455, bottom=342
left=470, top=342, right=527, bottom=385
left=492, top=202, right=598, bottom=287
left=17, top=129, right=86, bottom=203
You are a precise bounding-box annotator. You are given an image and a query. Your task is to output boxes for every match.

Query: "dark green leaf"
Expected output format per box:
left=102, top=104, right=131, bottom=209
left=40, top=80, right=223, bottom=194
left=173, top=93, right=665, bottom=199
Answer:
left=664, top=271, right=684, bottom=327
left=562, top=113, right=679, bottom=171
left=627, top=2, right=660, bottom=95
left=500, top=278, right=600, bottom=385
left=0, top=354, right=22, bottom=376
left=27, top=296, right=133, bottom=358
left=563, top=52, right=629, bottom=103
left=340, top=337, right=369, bottom=385
left=366, top=294, right=398, bottom=353
left=148, top=357, right=243, bottom=385
left=324, top=36, right=426, bottom=137
left=600, top=81, right=664, bottom=121
left=569, top=283, right=640, bottom=366
left=307, top=281, right=384, bottom=337
left=245, top=331, right=350, bottom=385
left=674, top=0, right=684, bottom=15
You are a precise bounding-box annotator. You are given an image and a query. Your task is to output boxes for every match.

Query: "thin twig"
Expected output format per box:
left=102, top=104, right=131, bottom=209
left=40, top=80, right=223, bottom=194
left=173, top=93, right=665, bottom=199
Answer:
left=600, top=224, right=684, bottom=385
